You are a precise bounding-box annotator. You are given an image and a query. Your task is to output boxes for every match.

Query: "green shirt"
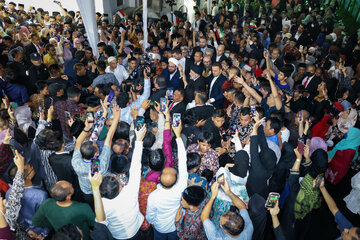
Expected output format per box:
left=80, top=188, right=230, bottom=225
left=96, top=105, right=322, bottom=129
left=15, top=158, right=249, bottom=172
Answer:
left=32, top=199, right=95, bottom=240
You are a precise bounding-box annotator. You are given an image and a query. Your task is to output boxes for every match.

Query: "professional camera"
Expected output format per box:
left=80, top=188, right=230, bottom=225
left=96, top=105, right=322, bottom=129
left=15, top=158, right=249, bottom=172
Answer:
left=126, top=53, right=156, bottom=92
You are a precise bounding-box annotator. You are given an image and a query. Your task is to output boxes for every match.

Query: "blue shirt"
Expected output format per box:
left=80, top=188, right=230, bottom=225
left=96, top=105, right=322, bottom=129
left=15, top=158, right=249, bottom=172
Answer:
left=274, top=74, right=290, bottom=90
left=335, top=211, right=353, bottom=240
left=0, top=80, right=29, bottom=106
left=266, top=135, right=279, bottom=146
left=203, top=209, right=253, bottom=240
left=188, top=173, right=210, bottom=193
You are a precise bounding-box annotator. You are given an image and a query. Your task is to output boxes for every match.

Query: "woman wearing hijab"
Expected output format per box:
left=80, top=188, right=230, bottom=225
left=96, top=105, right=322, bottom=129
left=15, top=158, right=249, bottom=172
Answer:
left=307, top=137, right=328, bottom=157
left=209, top=155, right=250, bottom=228
left=326, top=127, right=360, bottom=185
left=63, top=40, right=73, bottom=64
left=280, top=148, right=328, bottom=239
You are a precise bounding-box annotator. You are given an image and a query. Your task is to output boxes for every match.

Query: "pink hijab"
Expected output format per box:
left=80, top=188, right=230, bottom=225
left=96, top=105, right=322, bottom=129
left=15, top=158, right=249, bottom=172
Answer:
left=307, top=137, right=328, bottom=156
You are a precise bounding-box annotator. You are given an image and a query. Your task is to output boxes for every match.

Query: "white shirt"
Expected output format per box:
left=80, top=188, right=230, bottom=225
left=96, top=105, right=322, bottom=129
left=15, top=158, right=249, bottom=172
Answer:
left=105, top=64, right=129, bottom=86
left=120, top=78, right=151, bottom=124
left=209, top=75, right=219, bottom=102
left=216, top=55, right=223, bottom=62
left=294, top=32, right=301, bottom=41
left=146, top=138, right=188, bottom=233
left=102, top=141, right=144, bottom=239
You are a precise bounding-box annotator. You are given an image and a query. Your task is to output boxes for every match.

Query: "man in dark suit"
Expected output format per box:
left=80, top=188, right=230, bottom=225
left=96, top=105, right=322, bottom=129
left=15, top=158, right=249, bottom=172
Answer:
left=184, top=65, right=206, bottom=103
left=301, top=65, right=322, bottom=100
left=150, top=76, right=167, bottom=102
left=291, top=24, right=308, bottom=48
left=25, top=33, right=42, bottom=64
left=185, top=50, right=204, bottom=77
left=215, top=44, right=227, bottom=63
left=169, top=89, right=186, bottom=117
left=161, top=58, right=182, bottom=90
left=206, top=63, right=226, bottom=109
left=191, top=35, right=216, bottom=63
left=186, top=90, right=214, bottom=121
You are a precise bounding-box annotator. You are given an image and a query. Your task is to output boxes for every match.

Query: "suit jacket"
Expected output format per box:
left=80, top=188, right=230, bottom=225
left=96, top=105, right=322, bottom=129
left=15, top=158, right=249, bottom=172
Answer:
left=185, top=60, right=204, bottom=78
left=303, top=75, right=322, bottom=100
left=215, top=54, right=227, bottom=63
left=186, top=105, right=214, bottom=121
left=191, top=45, right=216, bottom=63
left=170, top=101, right=186, bottom=117
left=273, top=58, right=283, bottom=70
left=25, top=43, right=38, bottom=63
left=161, top=69, right=183, bottom=90
left=206, top=74, right=226, bottom=109
left=184, top=76, right=206, bottom=103
left=150, top=88, right=166, bottom=102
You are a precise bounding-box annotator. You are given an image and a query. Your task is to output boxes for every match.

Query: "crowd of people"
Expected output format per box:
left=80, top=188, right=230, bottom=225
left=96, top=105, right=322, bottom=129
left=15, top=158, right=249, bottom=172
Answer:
left=0, top=0, right=359, bottom=239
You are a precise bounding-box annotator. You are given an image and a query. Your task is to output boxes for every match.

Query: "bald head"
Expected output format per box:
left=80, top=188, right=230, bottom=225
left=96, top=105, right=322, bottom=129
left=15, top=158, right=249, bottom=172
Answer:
left=217, top=44, right=225, bottom=56
left=50, top=180, right=74, bottom=201
left=160, top=167, right=178, bottom=188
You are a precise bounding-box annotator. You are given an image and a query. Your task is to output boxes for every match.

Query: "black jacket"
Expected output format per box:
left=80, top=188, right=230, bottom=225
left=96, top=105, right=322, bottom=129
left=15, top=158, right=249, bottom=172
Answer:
left=186, top=105, right=214, bottom=121
left=25, top=43, right=38, bottom=63
left=170, top=101, right=186, bottom=117
left=202, top=118, right=222, bottom=149
left=150, top=88, right=166, bottom=102
left=184, top=76, right=206, bottom=103
left=28, top=64, right=50, bottom=94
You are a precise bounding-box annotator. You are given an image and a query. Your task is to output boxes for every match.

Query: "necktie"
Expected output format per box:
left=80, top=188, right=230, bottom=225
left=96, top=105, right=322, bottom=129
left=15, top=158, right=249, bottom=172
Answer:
left=304, top=76, right=310, bottom=88
left=169, top=102, right=175, bottom=110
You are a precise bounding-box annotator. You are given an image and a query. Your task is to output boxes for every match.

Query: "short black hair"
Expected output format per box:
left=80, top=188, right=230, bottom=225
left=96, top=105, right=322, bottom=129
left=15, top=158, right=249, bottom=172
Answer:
left=116, top=92, right=129, bottom=108
left=100, top=176, right=120, bottom=199
left=241, top=107, right=251, bottom=116
left=195, top=91, right=208, bottom=104
left=198, top=131, right=213, bottom=144
left=148, top=149, right=166, bottom=172
left=233, top=91, right=245, bottom=103
left=97, top=61, right=106, bottom=72
left=35, top=80, right=47, bottom=92
left=97, top=42, right=106, bottom=48
left=212, top=109, right=226, bottom=118
left=114, top=121, right=130, bottom=141
left=48, top=64, right=61, bottom=77
left=280, top=64, right=293, bottom=78
left=143, top=131, right=156, bottom=148
left=67, top=86, right=81, bottom=99
left=187, top=152, right=201, bottom=171
left=268, top=117, right=281, bottom=134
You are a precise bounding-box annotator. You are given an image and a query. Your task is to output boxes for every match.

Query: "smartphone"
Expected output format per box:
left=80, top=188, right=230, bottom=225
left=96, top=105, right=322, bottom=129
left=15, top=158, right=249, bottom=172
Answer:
left=297, top=140, right=305, bottom=155
left=231, top=124, right=237, bottom=135
left=91, top=158, right=100, bottom=176
left=298, top=111, right=302, bottom=122
left=172, top=113, right=181, bottom=127
left=299, top=45, right=303, bottom=51
left=314, top=174, right=324, bottom=188
left=108, top=91, right=115, bottom=103
left=167, top=89, right=174, bottom=100
left=136, top=116, right=145, bottom=131
left=53, top=0, right=60, bottom=3
left=38, top=106, right=42, bottom=113
left=217, top=173, right=225, bottom=186
left=64, top=111, right=71, bottom=119
left=86, top=111, right=94, bottom=123
left=150, top=101, right=155, bottom=105
left=50, top=97, right=54, bottom=106
left=250, top=105, right=256, bottom=117
left=160, top=97, right=167, bottom=112
left=265, top=192, right=280, bottom=208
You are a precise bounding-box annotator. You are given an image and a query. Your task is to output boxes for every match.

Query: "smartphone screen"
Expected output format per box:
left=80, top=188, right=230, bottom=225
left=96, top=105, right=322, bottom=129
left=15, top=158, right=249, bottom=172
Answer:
left=167, top=89, right=174, bottom=100
left=160, top=97, right=167, bottom=112
left=314, top=174, right=324, bottom=188
left=298, top=111, right=302, bottom=122
left=172, top=113, right=181, bottom=127
left=64, top=111, right=71, bottom=119
left=265, top=192, right=280, bottom=208
left=86, top=111, right=94, bottom=123
left=136, top=116, right=145, bottom=131
left=38, top=106, right=42, bottom=113
left=231, top=124, right=237, bottom=135
left=91, top=158, right=100, bottom=176
left=250, top=105, right=256, bottom=117
left=108, top=91, right=115, bottom=103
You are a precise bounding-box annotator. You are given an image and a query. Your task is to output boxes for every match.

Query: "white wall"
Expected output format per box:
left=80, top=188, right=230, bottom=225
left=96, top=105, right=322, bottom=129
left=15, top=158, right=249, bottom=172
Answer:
left=5, top=0, right=104, bottom=14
